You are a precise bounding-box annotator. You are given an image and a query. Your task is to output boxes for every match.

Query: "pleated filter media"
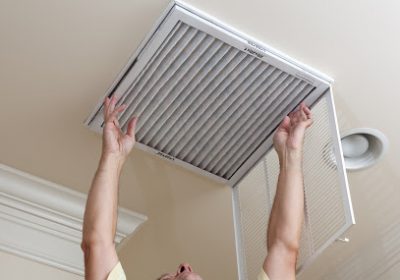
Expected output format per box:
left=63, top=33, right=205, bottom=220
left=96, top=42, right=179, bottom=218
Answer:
left=110, top=21, right=314, bottom=181
left=85, top=1, right=354, bottom=277
left=233, top=96, right=355, bottom=278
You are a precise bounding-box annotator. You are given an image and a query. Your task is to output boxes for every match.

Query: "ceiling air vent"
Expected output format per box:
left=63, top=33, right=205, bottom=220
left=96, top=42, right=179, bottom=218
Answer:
left=85, top=1, right=332, bottom=186
left=86, top=1, right=355, bottom=277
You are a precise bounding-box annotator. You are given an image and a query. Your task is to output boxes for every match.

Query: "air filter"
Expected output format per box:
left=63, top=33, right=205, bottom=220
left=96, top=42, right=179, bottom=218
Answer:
left=85, top=0, right=332, bottom=186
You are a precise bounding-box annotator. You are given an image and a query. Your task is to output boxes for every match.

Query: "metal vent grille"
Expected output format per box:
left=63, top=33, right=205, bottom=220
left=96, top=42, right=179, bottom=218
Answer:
left=86, top=1, right=331, bottom=185
left=233, top=159, right=270, bottom=280
left=233, top=95, right=355, bottom=278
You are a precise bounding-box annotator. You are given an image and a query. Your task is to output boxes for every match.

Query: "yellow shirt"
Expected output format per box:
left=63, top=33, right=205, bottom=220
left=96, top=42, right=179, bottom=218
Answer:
left=107, top=262, right=126, bottom=280
left=107, top=262, right=268, bottom=280
left=257, top=268, right=270, bottom=280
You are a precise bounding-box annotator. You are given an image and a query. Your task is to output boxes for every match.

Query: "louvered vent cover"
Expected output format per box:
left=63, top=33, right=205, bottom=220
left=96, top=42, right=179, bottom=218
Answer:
left=85, top=1, right=332, bottom=186
left=233, top=94, right=355, bottom=278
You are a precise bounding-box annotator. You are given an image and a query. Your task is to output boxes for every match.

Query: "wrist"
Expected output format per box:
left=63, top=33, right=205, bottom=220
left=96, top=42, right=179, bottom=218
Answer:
left=278, top=149, right=303, bottom=170
left=99, top=152, right=126, bottom=172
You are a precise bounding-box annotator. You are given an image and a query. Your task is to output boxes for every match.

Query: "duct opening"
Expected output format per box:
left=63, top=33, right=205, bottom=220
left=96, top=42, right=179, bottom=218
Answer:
left=341, top=128, right=388, bottom=171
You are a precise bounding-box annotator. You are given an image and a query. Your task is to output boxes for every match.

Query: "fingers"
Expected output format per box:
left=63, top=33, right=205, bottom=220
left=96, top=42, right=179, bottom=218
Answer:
left=291, top=103, right=311, bottom=120
left=302, top=104, right=312, bottom=115
left=304, top=117, right=313, bottom=128
left=109, top=95, right=117, bottom=114
left=284, top=102, right=313, bottom=130
left=126, top=117, right=138, bottom=138
left=103, top=96, right=110, bottom=119
left=279, top=115, right=290, bottom=129
left=103, top=95, right=126, bottom=123
left=301, top=102, right=312, bottom=118
left=299, top=103, right=313, bottom=128
left=109, top=104, right=127, bottom=121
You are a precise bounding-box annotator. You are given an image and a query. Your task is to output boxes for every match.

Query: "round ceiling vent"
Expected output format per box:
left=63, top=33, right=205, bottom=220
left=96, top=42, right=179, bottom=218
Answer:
left=340, top=128, right=388, bottom=171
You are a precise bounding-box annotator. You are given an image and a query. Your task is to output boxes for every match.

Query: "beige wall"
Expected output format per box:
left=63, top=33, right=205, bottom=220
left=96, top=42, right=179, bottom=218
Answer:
left=0, top=251, right=82, bottom=280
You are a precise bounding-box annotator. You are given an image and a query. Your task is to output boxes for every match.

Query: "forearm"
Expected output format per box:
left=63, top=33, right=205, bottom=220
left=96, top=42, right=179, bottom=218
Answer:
left=267, top=150, right=304, bottom=251
left=82, top=153, right=124, bottom=245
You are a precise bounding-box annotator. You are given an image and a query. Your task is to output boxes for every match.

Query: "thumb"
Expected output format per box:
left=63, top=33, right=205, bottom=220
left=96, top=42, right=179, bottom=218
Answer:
left=278, top=116, right=290, bottom=131
left=126, top=116, right=138, bottom=138
left=304, top=118, right=313, bottom=128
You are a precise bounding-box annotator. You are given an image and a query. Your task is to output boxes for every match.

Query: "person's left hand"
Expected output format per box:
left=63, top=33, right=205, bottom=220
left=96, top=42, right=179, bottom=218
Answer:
left=102, top=95, right=138, bottom=160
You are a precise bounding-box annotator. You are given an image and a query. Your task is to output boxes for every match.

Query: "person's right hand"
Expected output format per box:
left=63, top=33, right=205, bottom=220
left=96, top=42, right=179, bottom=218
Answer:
left=273, top=102, right=313, bottom=159
left=102, top=95, right=138, bottom=161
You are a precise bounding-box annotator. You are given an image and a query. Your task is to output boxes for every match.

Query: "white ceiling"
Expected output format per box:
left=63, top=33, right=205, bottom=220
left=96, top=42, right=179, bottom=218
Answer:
left=1, top=0, right=399, bottom=279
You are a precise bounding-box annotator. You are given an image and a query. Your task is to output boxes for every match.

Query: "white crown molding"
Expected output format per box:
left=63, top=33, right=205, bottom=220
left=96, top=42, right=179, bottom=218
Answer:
left=0, top=163, right=147, bottom=276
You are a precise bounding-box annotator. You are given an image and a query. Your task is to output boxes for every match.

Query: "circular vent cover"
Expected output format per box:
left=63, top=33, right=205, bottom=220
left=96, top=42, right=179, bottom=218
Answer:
left=341, top=128, right=388, bottom=171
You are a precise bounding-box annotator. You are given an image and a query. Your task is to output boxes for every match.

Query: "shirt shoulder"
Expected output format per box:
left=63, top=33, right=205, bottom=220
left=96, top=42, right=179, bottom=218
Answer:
left=257, top=268, right=270, bottom=280
left=107, top=262, right=126, bottom=280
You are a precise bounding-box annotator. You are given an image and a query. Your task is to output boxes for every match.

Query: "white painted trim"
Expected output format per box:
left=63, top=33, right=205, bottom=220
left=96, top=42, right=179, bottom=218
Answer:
left=232, top=186, right=246, bottom=280
left=0, top=163, right=147, bottom=275
left=325, top=88, right=356, bottom=225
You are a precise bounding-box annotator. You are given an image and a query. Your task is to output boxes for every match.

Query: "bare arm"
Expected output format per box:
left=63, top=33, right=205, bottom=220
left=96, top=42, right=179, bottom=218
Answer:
left=81, top=96, right=137, bottom=280
left=263, top=103, right=313, bottom=280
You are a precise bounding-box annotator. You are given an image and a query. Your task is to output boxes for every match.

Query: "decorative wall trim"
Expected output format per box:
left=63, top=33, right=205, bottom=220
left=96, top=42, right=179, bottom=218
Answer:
left=0, top=163, right=147, bottom=276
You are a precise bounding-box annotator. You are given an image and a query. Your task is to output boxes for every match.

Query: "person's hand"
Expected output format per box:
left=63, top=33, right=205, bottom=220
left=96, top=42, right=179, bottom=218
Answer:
left=102, top=96, right=138, bottom=161
left=273, top=102, right=313, bottom=160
